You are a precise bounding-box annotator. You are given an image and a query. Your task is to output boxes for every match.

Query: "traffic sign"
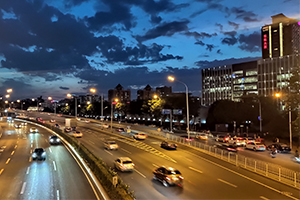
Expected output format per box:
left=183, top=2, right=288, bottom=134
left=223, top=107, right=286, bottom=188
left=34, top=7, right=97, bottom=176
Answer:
left=173, top=109, right=182, bottom=115
left=162, top=109, right=171, bottom=114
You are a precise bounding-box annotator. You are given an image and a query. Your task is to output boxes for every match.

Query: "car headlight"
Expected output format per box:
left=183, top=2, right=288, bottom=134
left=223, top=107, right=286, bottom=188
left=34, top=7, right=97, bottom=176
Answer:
left=32, top=153, right=37, bottom=158
left=42, top=152, right=46, bottom=156
left=56, top=139, right=60, bottom=142
left=50, top=139, right=54, bottom=142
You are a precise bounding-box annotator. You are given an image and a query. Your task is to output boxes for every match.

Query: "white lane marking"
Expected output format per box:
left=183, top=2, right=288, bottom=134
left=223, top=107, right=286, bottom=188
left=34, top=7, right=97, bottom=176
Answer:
left=152, top=164, right=159, bottom=168
left=26, top=167, right=30, bottom=174
left=14, top=145, right=17, bottom=149
left=185, top=158, right=193, bottom=162
left=89, top=140, right=95, bottom=145
left=20, top=182, right=26, bottom=194
left=134, top=169, right=146, bottom=178
left=189, top=167, right=203, bottom=173
left=0, top=169, right=4, bottom=175
left=260, top=196, right=270, bottom=200
left=31, top=144, right=33, bottom=148
left=104, top=150, right=113, bottom=156
left=49, top=148, right=52, bottom=153
left=53, top=161, right=57, bottom=171
left=11, top=151, right=15, bottom=155
left=218, top=179, right=237, bottom=188
left=6, top=158, right=11, bottom=164
left=57, top=190, right=60, bottom=200
left=120, top=148, right=132, bottom=154
left=30, top=149, right=32, bottom=154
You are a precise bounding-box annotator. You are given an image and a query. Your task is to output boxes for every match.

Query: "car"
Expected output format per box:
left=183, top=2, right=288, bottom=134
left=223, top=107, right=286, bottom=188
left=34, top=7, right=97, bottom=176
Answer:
left=214, top=143, right=238, bottom=152
left=133, top=133, right=147, bottom=140
left=73, top=131, right=83, bottom=138
left=114, top=157, right=134, bottom=172
left=228, top=137, right=246, bottom=146
left=245, top=141, right=266, bottom=151
left=50, top=119, right=56, bottom=123
left=64, top=127, right=72, bottom=133
left=49, top=135, right=61, bottom=145
left=267, top=143, right=291, bottom=153
left=54, top=124, right=61, bottom=128
left=116, top=127, right=125, bottom=132
left=215, top=135, right=230, bottom=143
left=14, top=124, right=22, bottom=129
left=153, top=166, right=184, bottom=187
left=83, top=119, right=90, bottom=123
left=21, top=122, right=27, bottom=126
left=32, top=148, right=46, bottom=160
left=30, top=127, right=38, bottom=133
left=102, top=124, right=109, bottom=128
left=160, top=141, right=177, bottom=150
left=197, top=133, right=208, bottom=140
left=180, top=135, right=194, bottom=142
left=104, top=141, right=119, bottom=150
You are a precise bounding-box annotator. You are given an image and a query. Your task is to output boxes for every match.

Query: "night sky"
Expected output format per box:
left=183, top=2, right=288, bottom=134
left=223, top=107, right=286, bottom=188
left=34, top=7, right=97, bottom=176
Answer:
left=0, top=0, right=299, bottom=101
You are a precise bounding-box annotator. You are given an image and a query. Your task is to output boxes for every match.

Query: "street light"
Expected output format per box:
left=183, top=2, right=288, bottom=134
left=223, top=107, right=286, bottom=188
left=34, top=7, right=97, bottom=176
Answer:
left=5, top=94, right=10, bottom=98
left=168, top=76, right=190, bottom=141
left=6, top=89, right=12, bottom=93
left=67, top=93, right=78, bottom=118
left=111, top=98, right=119, bottom=132
left=275, top=92, right=292, bottom=149
left=90, top=88, right=104, bottom=120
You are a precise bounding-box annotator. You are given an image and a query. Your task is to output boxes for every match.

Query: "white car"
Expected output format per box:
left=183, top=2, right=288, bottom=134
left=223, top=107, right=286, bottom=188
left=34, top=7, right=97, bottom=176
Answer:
left=50, top=119, right=56, bottom=123
left=228, top=137, right=246, bottom=146
left=102, top=124, right=109, bottom=128
left=104, top=141, right=119, bottom=150
left=30, top=127, right=38, bottom=133
left=114, top=157, right=134, bottom=172
left=133, top=133, right=147, bottom=140
left=73, top=131, right=83, bottom=138
left=246, top=142, right=266, bottom=151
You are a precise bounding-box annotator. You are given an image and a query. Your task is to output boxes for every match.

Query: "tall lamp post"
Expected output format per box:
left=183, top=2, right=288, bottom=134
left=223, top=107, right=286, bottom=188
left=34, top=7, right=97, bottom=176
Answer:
left=168, top=76, right=190, bottom=141
left=90, top=88, right=104, bottom=119
left=275, top=92, right=292, bottom=149
left=258, top=99, right=262, bottom=133
left=67, top=93, right=78, bottom=118
left=111, top=98, right=119, bottom=132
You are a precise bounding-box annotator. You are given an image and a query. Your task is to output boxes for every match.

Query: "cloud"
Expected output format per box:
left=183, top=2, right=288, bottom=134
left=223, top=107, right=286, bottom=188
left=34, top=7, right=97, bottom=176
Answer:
left=238, top=31, right=261, bottom=52
left=221, top=31, right=238, bottom=46
left=135, top=20, right=190, bottom=42
left=183, top=31, right=217, bottom=39
left=150, top=14, right=162, bottom=24
left=228, top=21, right=239, bottom=30
left=230, top=7, right=259, bottom=22
left=217, top=49, right=222, bottom=54
left=195, top=40, right=205, bottom=46
left=215, top=23, right=223, bottom=31
left=59, top=86, right=70, bottom=90
left=206, top=44, right=215, bottom=51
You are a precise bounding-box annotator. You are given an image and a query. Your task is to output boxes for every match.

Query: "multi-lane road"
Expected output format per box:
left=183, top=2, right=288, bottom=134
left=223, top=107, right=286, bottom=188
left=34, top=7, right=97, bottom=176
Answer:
left=11, top=112, right=299, bottom=200
left=0, top=120, right=99, bottom=199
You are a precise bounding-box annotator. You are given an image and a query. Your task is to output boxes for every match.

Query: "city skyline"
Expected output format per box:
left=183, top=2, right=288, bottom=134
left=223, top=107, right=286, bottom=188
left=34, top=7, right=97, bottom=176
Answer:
left=0, top=0, right=299, bottom=100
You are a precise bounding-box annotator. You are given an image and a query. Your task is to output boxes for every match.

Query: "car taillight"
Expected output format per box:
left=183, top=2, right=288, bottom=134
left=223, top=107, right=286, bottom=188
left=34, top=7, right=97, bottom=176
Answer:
left=166, top=176, right=171, bottom=181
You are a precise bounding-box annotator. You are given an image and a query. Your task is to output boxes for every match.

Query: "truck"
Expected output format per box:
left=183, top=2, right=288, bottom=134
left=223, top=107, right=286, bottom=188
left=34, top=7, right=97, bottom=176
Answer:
left=65, top=118, right=77, bottom=129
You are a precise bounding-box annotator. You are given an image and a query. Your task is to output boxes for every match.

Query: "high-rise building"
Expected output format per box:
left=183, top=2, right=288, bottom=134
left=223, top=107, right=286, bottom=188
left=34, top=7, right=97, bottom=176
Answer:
left=156, top=86, right=172, bottom=98
left=108, top=84, right=131, bottom=103
left=137, top=85, right=155, bottom=100
left=261, top=13, right=300, bottom=59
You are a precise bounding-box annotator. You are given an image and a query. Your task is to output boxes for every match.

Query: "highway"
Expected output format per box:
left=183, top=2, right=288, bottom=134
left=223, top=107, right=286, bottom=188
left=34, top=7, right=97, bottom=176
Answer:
left=0, top=120, right=98, bottom=200
left=17, top=112, right=300, bottom=200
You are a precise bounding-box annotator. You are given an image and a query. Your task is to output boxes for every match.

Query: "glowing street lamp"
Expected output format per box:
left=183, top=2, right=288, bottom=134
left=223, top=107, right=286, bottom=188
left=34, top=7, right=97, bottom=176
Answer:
left=17, top=100, right=20, bottom=103
left=168, top=76, right=190, bottom=142
left=275, top=92, right=292, bottom=149
left=67, top=93, right=77, bottom=117
left=90, top=88, right=104, bottom=119
left=48, top=97, right=52, bottom=100
left=87, top=101, right=91, bottom=105
left=111, top=98, right=119, bottom=132
left=5, top=94, right=10, bottom=98
left=7, top=89, right=12, bottom=93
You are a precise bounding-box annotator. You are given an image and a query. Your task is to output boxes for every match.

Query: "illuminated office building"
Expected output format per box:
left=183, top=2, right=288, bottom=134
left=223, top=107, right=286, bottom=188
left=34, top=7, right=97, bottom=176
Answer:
left=261, top=13, right=300, bottom=59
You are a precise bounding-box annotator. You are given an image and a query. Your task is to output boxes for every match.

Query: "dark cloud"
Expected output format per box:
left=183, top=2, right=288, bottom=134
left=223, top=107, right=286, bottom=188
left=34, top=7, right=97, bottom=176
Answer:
left=195, top=40, right=205, bottom=46
left=217, top=49, right=222, bottom=54
left=223, top=31, right=237, bottom=37
left=190, top=0, right=224, bottom=18
left=135, top=20, right=190, bottom=42
left=59, top=86, right=70, bottom=90
left=206, top=44, right=215, bottom=51
left=215, top=23, right=223, bottom=31
left=230, top=7, right=259, bottom=22
left=221, top=31, right=237, bottom=46
left=183, top=31, right=217, bottom=39
left=238, top=31, right=261, bottom=52
left=150, top=15, right=162, bottom=24
left=228, top=21, right=239, bottom=30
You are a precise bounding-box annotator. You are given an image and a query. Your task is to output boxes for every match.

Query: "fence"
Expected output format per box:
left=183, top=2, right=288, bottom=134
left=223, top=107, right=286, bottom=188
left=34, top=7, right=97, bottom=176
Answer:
left=147, top=130, right=300, bottom=189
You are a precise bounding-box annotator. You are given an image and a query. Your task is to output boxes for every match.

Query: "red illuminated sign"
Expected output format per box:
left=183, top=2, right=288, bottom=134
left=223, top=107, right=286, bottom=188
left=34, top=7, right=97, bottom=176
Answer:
left=263, top=34, right=268, bottom=49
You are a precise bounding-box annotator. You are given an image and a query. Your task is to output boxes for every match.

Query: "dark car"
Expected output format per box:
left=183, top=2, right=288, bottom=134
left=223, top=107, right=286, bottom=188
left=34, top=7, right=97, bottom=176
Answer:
left=180, top=135, right=194, bottom=142
left=216, top=135, right=230, bottom=143
left=214, top=143, right=238, bottom=152
left=32, top=148, right=46, bottom=160
left=116, top=128, right=125, bottom=132
left=14, top=124, right=22, bottom=129
left=153, top=166, right=183, bottom=187
left=54, top=124, right=61, bottom=128
left=160, top=141, right=177, bottom=150
left=267, top=143, right=291, bottom=153
left=49, top=135, right=61, bottom=145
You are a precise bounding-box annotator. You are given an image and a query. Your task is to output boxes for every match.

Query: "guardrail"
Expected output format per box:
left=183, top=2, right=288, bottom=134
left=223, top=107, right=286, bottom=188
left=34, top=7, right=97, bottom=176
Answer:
left=146, top=130, right=300, bottom=189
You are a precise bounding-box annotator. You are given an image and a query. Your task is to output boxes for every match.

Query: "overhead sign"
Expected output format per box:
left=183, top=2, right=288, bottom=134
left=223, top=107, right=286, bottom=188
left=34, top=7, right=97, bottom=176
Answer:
left=162, top=109, right=171, bottom=115
left=173, top=109, right=182, bottom=115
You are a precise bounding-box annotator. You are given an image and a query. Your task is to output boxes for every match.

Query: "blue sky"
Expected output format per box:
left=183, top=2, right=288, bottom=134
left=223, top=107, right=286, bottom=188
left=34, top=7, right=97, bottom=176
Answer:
left=0, top=0, right=299, bottom=101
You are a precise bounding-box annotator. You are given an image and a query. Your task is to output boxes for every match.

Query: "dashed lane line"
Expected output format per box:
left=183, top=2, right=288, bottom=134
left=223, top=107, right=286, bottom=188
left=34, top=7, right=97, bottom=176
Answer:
left=134, top=169, right=146, bottom=178
left=6, top=158, right=11, bottom=164
left=104, top=150, right=113, bottom=156
left=120, top=148, right=132, bottom=154
left=260, top=196, right=270, bottom=200
left=218, top=179, right=237, bottom=188
left=189, top=167, right=203, bottom=174
left=0, top=169, right=4, bottom=175
left=53, top=161, right=57, bottom=171
left=20, top=182, right=26, bottom=194
left=26, top=167, right=30, bottom=174
left=11, top=151, right=15, bottom=156
left=14, top=145, right=17, bottom=149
